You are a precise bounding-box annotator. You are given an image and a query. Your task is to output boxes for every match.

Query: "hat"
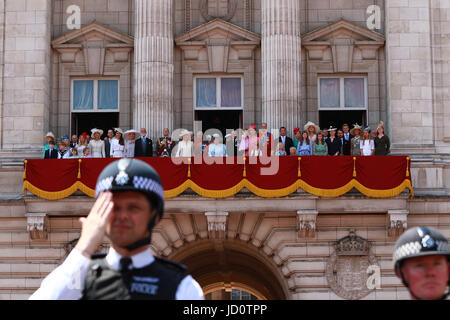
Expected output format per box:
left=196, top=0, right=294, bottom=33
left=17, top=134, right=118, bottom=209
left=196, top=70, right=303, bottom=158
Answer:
left=293, top=127, right=300, bottom=135
left=45, top=132, right=55, bottom=139
left=95, top=158, right=165, bottom=251
left=363, top=126, right=371, bottom=133
left=393, top=226, right=449, bottom=272
left=180, top=129, right=192, bottom=138
left=63, top=135, right=69, bottom=140
left=212, top=133, right=221, bottom=139
left=304, top=121, right=320, bottom=134
left=377, top=121, right=384, bottom=130
left=124, top=129, right=139, bottom=140
left=114, top=128, right=124, bottom=135
left=328, top=125, right=337, bottom=132
left=91, top=128, right=104, bottom=138
left=350, top=123, right=363, bottom=135
left=249, top=124, right=257, bottom=130
left=225, top=134, right=232, bottom=139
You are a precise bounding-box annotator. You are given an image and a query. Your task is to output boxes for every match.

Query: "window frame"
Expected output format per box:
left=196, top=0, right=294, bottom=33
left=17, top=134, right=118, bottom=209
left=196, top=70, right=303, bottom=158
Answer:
left=193, top=75, right=244, bottom=110
left=317, top=75, right=368, bottom=111
left=70, top=78, right=120, bottom=113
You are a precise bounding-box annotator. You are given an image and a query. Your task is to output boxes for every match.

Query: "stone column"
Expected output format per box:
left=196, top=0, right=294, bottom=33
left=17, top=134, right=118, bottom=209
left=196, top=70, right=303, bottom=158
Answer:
left=386, top=1, right=434, bottom=153
left=134, top=0, right=174, bottom=141
left=261, top=0, right=301, bottom=134
left=1, top=0, right=52, bottom=152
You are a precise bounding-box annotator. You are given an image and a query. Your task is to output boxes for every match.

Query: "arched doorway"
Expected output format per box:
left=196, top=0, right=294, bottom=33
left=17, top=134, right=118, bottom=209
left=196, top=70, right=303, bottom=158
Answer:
left=168, top=239, right=289, bottom=300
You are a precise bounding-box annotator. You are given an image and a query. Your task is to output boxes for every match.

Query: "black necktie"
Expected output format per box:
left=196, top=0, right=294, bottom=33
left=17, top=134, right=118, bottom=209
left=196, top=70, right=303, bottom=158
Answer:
left=120, top=257, right=132, bottom=273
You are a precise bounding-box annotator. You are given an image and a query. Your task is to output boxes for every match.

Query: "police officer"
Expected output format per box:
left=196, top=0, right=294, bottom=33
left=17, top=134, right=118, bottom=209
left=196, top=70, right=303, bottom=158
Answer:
left=393, top=226, right=450, bottom=300
left=30, top=159, right=204, bottom=300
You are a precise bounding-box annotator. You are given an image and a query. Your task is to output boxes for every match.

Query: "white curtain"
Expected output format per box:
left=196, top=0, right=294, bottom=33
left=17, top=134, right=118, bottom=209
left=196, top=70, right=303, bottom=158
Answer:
left=221, top=78, right=241, bottom=107
left=320, top=78, right=340, bottom=108
left=98, top=80, right=118, bottom=110
left=344, top=78, right=364, bottom=108
left=73, top=80, right=93, bottom=110
left=196, top=78, right=216, bottom=107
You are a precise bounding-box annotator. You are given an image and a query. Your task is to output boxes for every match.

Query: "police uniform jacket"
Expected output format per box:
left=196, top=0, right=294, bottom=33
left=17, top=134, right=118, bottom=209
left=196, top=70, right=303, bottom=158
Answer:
left=29, top=247, right=204, bottom=300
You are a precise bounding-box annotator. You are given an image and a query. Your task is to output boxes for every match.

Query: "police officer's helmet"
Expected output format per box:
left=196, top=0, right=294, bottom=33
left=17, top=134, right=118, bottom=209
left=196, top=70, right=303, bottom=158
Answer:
left=95, top=159, right=164, bottom=218
left=393, top=226, right=450, bottom=272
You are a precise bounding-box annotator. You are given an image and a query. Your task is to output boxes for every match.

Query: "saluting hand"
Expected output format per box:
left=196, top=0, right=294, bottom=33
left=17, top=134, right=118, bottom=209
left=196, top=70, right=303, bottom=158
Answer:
left=75, top=192, right=114, bottom=258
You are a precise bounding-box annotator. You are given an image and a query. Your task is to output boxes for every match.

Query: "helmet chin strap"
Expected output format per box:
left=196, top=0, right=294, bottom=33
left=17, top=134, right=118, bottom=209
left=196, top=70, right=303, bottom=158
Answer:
left=122, top=214, right=159, bottom=252
left=400, top=269, right=450, bottom=300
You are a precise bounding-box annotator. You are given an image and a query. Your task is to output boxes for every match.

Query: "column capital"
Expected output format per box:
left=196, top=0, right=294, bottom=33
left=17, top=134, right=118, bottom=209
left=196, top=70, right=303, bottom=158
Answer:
left=297, top=210, right=318, bottom=239
left=387, top=210, right=409, bottom=238
left=25, top=213, right=48, bottom=240
left=205, top=211, right=229, bottom=240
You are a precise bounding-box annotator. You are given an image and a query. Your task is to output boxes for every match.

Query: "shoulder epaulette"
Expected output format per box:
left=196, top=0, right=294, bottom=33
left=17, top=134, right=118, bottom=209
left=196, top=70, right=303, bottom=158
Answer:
left=155, top=256, right=187, bottom=273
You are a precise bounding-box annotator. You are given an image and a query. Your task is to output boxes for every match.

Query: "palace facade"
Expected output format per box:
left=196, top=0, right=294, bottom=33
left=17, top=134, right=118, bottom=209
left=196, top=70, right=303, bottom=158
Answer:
left=0, top=0, right=449, bottom=300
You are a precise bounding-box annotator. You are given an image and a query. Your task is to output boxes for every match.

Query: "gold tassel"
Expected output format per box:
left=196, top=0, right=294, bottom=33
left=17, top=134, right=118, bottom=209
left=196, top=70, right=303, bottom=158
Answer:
left=243, top=157, right=246, bottom=177
left=23, top=160, right=28, bottom=179
left=406, top=157, right=410, bottom=177
left=187, top=158, right=191, bottom=178
left=298, top=157, right=301, bottom=177
left=353, top=157, right=357, bottom=177
left=77, top=159, right=82, bottom=179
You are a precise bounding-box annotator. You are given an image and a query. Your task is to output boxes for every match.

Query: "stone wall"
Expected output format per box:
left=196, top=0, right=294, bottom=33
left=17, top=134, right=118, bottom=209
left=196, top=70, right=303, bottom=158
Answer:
left=2, top=0, right=52, bottom=151
left=0, top=193, right=449, bottom=300
left=300, top=0, right=385, bottom=35
left=52, top=0, right=133, bottom=38
left=386, top=0, right=435, bottom=150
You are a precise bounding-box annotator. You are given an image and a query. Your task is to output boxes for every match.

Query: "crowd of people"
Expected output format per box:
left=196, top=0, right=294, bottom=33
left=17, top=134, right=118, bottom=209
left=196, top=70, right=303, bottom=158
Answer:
left=43, top=121, right=390, bottom=159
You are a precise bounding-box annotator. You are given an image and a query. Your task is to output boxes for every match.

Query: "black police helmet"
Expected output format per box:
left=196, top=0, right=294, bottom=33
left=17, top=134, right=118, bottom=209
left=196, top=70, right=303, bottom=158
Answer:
left=95, top=158, right=164, bottom=219
left=393, top=226, right=450, bottom=272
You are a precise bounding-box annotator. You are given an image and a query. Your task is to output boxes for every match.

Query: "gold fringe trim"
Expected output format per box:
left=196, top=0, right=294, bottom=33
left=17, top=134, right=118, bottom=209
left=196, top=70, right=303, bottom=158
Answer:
left=23, top=178, right=415, bottom=200
left=77, top=182, right=95, bottom=198
left=353, top=157, right=357, bottom=177
left=23, top=160, right=27, bottom=179
left=22, top=181, right=79, bottom=200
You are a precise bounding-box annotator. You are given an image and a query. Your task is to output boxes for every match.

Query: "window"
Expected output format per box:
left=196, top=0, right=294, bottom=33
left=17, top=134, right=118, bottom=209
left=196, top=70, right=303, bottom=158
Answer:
left=71, top=79, right=119, bottom=112
left=231, top=289, right=255, bottom=300
left=318, top=76, right=367, bottom=110
left=195, top=76, right=243, bottom=109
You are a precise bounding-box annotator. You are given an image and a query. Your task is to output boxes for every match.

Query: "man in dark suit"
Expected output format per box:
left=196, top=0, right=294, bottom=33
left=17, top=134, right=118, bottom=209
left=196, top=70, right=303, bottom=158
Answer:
left=278, top=127, right=294, bottom=155
left=104, top=129, right=114, bottom=158
left=44, top=141, right=58, bottom=159
left=341, top=123, right=353, bottom=156
left=135, top=128, right=153, bottom=157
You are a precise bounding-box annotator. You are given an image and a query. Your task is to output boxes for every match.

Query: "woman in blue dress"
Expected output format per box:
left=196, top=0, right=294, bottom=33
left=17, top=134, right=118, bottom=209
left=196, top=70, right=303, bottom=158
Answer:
left=296, top=131, right=313, bottom=156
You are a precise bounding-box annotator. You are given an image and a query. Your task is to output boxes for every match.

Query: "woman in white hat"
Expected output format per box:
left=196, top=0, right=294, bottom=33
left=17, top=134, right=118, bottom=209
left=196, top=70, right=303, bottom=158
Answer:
left=124, top=129, right=139, bottom=158
left=110, top=128, right=125, bottom=158
left=43, top=132, right=56, bottom=158
left=350, top=124, right=362, bottom=156
left=88, top=128, right=105, bottom=158
left=208, top=133, right=227, bottom=157
left=304, top=121, right=320, bottom=143
left=174, top=130, right=193, bottom=157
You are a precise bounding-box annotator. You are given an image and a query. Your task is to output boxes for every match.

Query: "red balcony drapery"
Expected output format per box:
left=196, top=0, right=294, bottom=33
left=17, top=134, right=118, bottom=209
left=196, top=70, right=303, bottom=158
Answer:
left=22, top=156, right=413, bottom=200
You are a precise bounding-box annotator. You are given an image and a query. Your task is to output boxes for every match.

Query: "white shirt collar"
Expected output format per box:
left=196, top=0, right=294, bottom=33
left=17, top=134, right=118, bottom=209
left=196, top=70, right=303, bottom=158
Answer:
left=105, top=246, right=155, bottom=271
